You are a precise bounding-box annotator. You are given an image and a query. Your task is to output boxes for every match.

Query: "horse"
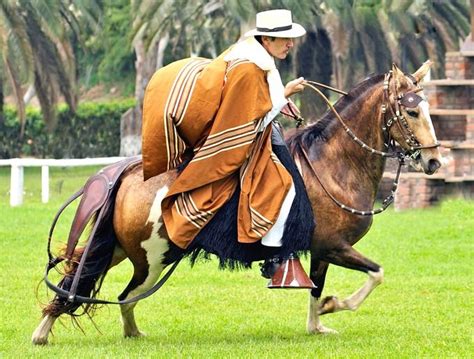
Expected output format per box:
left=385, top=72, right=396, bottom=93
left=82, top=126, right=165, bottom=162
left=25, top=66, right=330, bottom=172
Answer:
left=32, top=62, right=442, bottom=344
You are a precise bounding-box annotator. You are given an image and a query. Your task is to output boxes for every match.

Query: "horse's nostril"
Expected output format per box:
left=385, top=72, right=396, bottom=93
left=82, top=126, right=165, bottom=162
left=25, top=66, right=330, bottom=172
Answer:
left=428, top=159, right=441, bottom=174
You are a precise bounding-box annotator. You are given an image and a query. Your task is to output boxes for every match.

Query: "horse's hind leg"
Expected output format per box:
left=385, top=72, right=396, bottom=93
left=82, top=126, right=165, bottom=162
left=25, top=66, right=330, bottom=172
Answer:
left=118, top=263, right=153, bottom=338
left=31, top=315, right=57, bottom=345
left=31, top=245, right=127, bottom=345
left=118, top=237, right=174, bottom=338
left=318, top=245, right=383, bottom=315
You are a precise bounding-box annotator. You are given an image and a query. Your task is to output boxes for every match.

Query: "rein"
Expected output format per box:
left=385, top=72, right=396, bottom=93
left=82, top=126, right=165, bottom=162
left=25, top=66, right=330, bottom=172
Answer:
left=295, top=72, right=438, bottom=216
left=298, top=143, right=404, bottom=215
left=303, top=81, right=398, bottom=158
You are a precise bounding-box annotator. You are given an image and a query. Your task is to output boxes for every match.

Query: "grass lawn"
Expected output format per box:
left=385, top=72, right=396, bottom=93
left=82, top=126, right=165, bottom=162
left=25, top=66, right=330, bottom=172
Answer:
left=0, top=166, right=473, bottom=358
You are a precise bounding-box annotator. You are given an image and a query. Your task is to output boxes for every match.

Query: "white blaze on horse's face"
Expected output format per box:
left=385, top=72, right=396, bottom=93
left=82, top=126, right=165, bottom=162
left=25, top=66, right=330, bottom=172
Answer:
left=391, top=61, right=442, bottom=175
left=402, top=89, right=442, bottom=175
left=419, top=100, right=437, bottom=141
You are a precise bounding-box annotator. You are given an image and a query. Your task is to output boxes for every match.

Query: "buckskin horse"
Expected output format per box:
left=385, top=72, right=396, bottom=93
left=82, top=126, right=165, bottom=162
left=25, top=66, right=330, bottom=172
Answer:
left=32, top=62, right=442, bottom=344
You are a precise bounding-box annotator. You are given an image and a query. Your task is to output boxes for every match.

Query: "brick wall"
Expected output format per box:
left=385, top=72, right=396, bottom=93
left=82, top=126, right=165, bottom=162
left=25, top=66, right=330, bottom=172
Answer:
left=467, top=115, right=474, bottom=141
left=394, top=177, right=445, bottom=210
left=445, top=52, right=474, bottom=80
left=444, top=181, right=474, bottom=199
left=424, top=85, right=474, bottom=109
left=431, top=115, right=467, bottom=141
left=452, top=146, right=474, bottom=177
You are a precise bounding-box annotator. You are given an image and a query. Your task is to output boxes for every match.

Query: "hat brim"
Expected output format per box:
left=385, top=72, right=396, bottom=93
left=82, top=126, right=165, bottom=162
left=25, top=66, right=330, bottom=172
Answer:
left=244, top=23, right=306, bottom=38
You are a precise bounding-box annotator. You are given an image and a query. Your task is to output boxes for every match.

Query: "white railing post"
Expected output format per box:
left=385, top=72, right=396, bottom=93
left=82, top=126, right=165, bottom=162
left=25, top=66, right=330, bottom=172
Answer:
left=10, top=161, right=24, bottom=206
left=41, top=165, right=49, bottom=203
left=1, top=156, right=126, bottom=206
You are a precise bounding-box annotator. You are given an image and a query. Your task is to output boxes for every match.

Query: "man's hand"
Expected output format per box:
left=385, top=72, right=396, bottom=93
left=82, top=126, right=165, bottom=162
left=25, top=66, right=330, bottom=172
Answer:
left=284, top=77, right=305, bottom=98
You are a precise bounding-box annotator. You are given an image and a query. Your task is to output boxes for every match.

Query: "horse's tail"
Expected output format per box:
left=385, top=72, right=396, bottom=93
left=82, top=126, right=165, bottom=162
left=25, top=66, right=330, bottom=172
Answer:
left=43, top=192, right=118, bottom=318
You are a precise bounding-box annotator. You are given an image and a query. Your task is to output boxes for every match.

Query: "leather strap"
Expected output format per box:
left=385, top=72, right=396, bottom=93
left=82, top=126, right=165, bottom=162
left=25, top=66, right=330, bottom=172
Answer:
left=65, top=157, right=140, bottom=259
left=44, top=156, right=176, bottom=306
left=44, top=254, right=182, bottom=305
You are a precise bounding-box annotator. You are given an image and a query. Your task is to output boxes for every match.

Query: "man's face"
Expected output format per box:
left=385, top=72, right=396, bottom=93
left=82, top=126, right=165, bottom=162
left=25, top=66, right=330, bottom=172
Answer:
left=262, top=36, right=294, bottom=59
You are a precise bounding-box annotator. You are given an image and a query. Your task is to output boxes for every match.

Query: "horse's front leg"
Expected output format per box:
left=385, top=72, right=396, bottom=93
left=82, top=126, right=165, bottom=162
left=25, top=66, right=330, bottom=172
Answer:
left=306, top=260, right=338, bottom=334
left=318, top=268, right=384, bottom=315
left=318, top=245, right=383, bottom=315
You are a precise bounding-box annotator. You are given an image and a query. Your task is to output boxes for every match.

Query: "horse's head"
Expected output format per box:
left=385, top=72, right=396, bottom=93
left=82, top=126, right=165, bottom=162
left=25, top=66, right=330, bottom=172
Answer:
left=387, top=61, right=442, bottom=175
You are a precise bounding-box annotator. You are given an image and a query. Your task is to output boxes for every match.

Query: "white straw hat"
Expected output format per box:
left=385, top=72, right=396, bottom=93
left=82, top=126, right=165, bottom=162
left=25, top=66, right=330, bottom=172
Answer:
left=244, top=9, right=306, bottom=38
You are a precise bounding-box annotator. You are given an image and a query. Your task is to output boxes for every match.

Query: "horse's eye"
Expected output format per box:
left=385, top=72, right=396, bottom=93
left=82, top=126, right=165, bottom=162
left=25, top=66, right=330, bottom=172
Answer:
left=406, top=110, right=418, bottom=117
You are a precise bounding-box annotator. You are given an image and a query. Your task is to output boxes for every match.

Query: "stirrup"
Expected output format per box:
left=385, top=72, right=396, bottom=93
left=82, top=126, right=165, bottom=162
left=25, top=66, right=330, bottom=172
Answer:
left=267, top=254, right=316, bottom=289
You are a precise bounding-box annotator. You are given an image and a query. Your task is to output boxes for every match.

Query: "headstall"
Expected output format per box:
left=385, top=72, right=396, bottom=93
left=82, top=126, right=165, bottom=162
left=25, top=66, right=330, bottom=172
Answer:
left=381, top=71, right=440, bottom=161
left=294, top=72, right=439, bottom=216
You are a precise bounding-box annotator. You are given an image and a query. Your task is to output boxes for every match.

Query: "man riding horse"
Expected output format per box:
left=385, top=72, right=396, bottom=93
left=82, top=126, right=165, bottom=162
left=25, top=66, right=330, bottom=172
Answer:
left=141, top=9, right=314, bottom=287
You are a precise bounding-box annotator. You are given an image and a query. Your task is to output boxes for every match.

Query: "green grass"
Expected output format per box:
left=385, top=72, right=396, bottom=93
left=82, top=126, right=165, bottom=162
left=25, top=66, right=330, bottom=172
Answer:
left=0, top=167, right=473, bottom=358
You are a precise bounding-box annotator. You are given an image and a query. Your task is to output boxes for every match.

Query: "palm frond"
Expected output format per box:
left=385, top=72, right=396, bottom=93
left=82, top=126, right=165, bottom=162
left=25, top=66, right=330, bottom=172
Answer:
left=24, top=9, right=76, bottom=126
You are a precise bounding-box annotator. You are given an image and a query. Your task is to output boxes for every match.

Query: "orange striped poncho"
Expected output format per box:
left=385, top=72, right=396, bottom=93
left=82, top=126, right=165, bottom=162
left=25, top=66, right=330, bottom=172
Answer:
left=142, top=53, right=293, bottom=249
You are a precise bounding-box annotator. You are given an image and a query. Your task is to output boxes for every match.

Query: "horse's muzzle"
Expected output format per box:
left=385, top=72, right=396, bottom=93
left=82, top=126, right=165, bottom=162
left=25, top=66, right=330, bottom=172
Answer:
left=426, top=158, right=441, bottom=175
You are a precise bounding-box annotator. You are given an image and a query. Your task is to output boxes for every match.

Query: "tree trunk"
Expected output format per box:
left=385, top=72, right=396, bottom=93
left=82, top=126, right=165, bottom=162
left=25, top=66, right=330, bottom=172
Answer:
left=120, top=39, right=145, bottom=156
left=296, top=29, right=333, bottom=122
left=0, top=74, right=3, bottom=126
left=156, top=32, right=170, bottom=70
left=23, top=85, right=36, bottom=105
left=120, top=35, right=170, bottom=156
left=120, top=106, right=142, bottom=156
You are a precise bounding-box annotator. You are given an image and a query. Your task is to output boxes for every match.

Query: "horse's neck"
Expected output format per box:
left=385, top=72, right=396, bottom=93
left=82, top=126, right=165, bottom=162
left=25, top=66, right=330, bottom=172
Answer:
left=310, top=86, right=387, bottom=197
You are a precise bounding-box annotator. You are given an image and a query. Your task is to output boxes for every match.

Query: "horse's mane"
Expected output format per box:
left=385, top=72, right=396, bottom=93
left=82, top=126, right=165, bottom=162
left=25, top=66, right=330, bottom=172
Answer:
left=287, top=74, right=385, bottom=152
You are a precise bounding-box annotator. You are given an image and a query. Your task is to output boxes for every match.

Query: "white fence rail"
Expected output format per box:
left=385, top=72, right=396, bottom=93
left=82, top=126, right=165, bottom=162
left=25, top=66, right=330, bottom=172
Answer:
left=0, top=157, right=126, bottom=206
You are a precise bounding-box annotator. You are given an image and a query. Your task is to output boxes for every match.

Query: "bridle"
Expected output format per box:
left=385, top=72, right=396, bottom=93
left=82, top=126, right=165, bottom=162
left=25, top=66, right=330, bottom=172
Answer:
left=381, top=71, right=440, bottom=159
left=291, top=73, right=440, bottom=216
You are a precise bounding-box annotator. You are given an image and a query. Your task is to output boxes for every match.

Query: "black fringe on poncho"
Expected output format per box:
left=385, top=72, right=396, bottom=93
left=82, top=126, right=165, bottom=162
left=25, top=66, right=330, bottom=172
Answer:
left=187, top=143, right=315, bottom=269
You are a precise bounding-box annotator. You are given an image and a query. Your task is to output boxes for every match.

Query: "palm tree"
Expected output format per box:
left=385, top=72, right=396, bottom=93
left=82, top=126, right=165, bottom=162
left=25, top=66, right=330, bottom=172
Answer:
left=117, top=0, right=318, bottom=155
left=294, top=0, right=470, bottom=120
left=0, top=0, right=100, bottom=136
left=394, top=0, right=470, bottom=76
left=122, top=0, right=469, bottom=137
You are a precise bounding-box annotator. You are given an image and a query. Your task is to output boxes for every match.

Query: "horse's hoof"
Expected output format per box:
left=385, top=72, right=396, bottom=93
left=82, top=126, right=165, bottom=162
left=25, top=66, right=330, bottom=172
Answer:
left=31, top=335, right=49, bottom=345
left=308, top=324, right=339, bottom=335
left=318, top=295, right=338, bottom=315
left=124, top=330, right=146, bottom=338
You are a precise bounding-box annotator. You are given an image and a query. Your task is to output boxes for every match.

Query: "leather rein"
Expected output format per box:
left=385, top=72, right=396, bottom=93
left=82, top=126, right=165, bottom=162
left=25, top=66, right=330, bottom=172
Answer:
left=293, top=73, right=440, bottom=216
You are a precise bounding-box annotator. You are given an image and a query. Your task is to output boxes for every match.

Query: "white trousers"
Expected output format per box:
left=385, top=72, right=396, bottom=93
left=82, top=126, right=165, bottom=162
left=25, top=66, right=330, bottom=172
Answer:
left=261, top=182, right=295, bottom=247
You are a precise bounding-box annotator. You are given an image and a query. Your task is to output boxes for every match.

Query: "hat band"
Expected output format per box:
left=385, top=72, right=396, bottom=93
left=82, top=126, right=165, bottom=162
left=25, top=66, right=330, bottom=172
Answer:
left=256, top=24, right=292, bottom=33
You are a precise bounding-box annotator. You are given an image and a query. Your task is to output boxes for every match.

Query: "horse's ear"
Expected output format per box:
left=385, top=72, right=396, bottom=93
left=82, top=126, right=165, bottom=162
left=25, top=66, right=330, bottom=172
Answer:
left=391, top=63, right=405, bottom=90
left=412, top=60, right=433, bottom=83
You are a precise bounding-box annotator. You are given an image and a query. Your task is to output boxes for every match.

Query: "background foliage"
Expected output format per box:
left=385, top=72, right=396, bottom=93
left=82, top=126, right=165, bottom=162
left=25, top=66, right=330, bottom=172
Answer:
left=0, top=0, right=471, bottom=157
left=0, top=100, right=134, bottom=158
